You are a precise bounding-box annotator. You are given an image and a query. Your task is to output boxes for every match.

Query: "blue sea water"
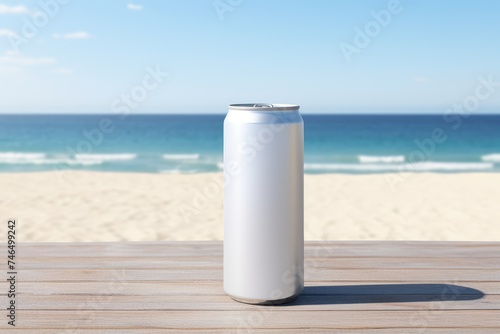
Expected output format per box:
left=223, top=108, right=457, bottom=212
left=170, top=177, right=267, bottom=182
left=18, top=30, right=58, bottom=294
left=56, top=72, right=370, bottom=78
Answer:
left=0, top=114, right=499, bottom=174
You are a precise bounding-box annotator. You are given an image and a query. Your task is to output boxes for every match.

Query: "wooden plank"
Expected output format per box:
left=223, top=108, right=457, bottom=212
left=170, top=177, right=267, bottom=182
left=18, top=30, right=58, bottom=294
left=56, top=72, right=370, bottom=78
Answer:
left=16, top=241, right=500, bottom=248
left=2, top=330, right=500, bottom=334
left=9, top=256, right=500, bottom=269
left=5, top=268, right=500, bottom=282
left=8, top=310, right=500, bottom=329
left=12, top=281, right=500, bottom=296
left=10, top=241, right=500, bottom=258
left=8, top=293, right=498, bottom=311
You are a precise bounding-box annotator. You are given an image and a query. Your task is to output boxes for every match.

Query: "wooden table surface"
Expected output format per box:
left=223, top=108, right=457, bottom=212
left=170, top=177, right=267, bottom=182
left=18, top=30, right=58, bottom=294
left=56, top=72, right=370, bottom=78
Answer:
left=1, top=241, right=499, bottom=333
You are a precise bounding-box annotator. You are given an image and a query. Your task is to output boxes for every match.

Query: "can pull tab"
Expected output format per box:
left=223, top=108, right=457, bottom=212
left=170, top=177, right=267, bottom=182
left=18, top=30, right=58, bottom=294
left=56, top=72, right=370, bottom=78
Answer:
left=253, top=103, right=273, bottom=108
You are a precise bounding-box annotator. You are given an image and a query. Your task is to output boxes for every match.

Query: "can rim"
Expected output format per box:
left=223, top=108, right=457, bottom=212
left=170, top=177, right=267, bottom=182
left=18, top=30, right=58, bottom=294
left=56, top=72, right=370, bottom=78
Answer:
left=229, top=103, right=300, bottom=111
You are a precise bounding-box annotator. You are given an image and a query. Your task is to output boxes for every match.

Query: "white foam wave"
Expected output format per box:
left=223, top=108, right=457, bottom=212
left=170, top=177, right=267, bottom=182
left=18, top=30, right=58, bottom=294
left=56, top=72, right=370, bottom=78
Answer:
left=305, top=162, right=494, bottom=172
left=481, top=154, right=500, bottom=162
left=159, top=169, right=198, bottom=174
left=407, top=162, right=494, bottom=171
left=163, top=154, right=200, bottom=161
left=0, top=152, right=47, bottom=164
left=0, top=152, right=120, bottom=166
left=0, top=158, right=102, bottom=166
left=75, top=154, right=137, bottom=162
left=306, top=163, right=402, bottom=171
left=54, top=159, right=103, bottom=166
left=358, top=155, right=405, bottom=163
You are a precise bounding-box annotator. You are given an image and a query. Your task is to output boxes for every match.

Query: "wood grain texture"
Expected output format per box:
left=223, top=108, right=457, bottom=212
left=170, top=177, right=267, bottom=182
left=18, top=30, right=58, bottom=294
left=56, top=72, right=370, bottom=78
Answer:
left=0, top=241, right=499, bottom=332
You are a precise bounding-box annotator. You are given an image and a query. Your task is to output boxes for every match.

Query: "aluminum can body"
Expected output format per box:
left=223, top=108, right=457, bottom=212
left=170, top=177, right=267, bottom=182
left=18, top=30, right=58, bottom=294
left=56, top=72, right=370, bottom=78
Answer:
left=223, top=103, right=304, bottom=304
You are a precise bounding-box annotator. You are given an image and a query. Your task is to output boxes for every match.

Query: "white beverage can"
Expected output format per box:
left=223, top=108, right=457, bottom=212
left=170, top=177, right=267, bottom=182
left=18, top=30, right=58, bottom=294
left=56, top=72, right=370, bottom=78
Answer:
left=223, top=103, right=304, bottom=304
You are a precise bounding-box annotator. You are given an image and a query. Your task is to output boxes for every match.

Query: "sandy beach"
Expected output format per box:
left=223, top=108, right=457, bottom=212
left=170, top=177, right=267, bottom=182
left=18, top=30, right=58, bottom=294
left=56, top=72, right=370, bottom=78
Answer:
left=1, top=172, right=499, bottom=242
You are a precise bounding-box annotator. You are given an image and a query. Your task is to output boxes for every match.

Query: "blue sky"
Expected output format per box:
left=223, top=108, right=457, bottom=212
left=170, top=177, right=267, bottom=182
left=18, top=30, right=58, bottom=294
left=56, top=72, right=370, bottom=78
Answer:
left=0, top=0, right=499, bottom=114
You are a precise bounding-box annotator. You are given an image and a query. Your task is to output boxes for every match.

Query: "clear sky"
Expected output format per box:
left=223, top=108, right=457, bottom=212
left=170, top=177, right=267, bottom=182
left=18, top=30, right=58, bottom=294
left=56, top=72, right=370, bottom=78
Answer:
left=0, top=0, right=499, bottom=114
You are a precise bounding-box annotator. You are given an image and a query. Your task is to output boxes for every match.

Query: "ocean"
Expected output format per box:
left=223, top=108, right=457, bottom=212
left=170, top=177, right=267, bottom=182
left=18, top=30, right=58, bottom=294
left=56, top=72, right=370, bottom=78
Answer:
left=0, top=114, right=499, bottom=174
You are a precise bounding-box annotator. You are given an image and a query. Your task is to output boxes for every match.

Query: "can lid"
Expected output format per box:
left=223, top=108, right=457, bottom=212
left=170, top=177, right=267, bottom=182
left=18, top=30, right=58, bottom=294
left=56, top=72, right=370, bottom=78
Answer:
left=229, top=103, right=300, bottom=111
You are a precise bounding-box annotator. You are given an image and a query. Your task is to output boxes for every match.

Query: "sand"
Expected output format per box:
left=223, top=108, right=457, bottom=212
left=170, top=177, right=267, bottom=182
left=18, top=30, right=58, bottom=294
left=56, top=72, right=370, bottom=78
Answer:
left=0, top=172, right=499, bottom=242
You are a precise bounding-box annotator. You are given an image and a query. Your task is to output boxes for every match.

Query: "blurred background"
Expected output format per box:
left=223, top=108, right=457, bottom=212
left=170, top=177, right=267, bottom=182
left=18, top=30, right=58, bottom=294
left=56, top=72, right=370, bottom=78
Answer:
left=0, top=0, right=499, bottom=242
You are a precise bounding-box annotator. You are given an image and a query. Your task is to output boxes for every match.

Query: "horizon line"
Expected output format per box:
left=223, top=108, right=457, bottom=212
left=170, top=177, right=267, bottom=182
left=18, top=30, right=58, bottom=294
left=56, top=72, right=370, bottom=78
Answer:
left=1, top=112, right=500, bottom=116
